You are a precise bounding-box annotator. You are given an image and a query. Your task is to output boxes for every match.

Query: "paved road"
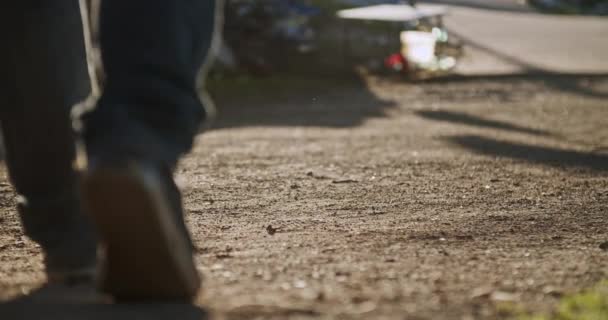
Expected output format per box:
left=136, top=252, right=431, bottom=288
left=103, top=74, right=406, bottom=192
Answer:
left=428, top=0, right=608, bottom=74
left=424, top=0, right=533, bottom=12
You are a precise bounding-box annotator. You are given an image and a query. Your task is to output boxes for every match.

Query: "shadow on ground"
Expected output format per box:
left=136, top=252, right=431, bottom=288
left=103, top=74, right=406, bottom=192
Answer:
left=207, top=73, right=396, bottom=130
left=413, top=104, right=608, bottom=172
left=423, top=73, right=608, bottom=100
left=415, top=110, right=551, bottom=136
left=445, top=135, right=608, bottom=172
left=0, top=284, right=211, bottom=319
left=0, top=302, right=209, bottom=320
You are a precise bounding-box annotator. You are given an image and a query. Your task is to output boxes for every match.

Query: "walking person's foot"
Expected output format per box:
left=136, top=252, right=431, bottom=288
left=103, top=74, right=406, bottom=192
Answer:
left=82, top=158, right=200, bottom=301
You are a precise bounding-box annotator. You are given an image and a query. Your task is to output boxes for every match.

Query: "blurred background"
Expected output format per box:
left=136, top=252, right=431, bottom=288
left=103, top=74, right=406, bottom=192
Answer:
left=84, top=0, right=608, bottom=83
left=1, top=1, right=606, bottom=319
left=211, top=0, right=608, bottom=77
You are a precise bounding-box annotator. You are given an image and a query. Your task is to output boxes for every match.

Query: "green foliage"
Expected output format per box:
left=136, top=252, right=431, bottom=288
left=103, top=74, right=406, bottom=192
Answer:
left=512, top=281, right=608, bottom=320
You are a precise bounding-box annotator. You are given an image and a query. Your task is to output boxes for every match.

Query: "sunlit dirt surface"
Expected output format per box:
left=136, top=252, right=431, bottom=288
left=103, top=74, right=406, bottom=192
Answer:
left=1, top=74, right=607, bottom=319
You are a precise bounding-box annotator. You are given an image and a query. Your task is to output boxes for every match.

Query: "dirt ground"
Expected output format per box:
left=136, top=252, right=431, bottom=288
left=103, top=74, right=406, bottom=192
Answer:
left=0, top=73, right=607, bottom=319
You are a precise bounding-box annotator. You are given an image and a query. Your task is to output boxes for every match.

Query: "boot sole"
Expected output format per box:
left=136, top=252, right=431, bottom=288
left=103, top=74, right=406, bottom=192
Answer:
left=82, top=163, right=200, bottom=301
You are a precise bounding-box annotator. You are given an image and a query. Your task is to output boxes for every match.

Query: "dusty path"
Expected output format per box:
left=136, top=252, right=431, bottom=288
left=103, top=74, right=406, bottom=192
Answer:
left=1, top=73, right=606, bottom=319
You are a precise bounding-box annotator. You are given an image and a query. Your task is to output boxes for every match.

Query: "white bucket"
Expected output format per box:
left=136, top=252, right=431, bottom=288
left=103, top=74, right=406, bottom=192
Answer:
left=400, top=31, right=437, bottom=66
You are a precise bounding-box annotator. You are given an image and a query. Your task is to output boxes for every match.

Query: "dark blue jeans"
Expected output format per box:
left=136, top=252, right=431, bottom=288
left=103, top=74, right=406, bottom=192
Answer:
left=0, top=0, right=218, bottom=273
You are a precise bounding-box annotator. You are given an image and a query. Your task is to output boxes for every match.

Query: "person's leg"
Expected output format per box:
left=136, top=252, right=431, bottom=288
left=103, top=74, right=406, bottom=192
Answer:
left=83, top=0, right=219, bottom=166
left=0, top=1, right=97, bottom=282
left=81, top=0, right=221, bottom=300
